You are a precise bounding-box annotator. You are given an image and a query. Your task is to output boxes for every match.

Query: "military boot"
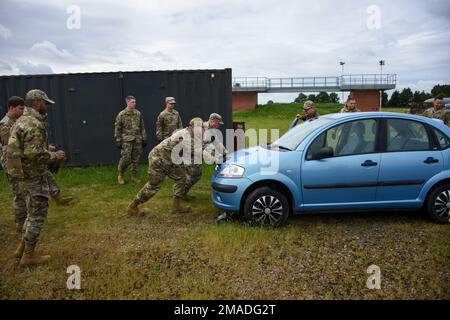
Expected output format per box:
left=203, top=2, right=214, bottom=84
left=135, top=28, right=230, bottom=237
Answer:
left=130, top=174, right=141, bottom=184
left=15, top=217, right=26, bottom=233
left=181, top=194, right=196, bottom=201
left=53, top=194, right=74, bottom=206
left=125, top=199, right=149, bottom=217
left=19, top=242, right=50, bottom=266
left=117, top=174, right=125, bottom=185
left=172, top=197, right=192, bottom=214
left=14, top=238, right=25, bottom=259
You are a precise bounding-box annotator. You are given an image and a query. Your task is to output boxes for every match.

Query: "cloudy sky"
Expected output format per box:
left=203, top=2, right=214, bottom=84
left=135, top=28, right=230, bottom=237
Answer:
left=0, top=0, right=449, bottom=102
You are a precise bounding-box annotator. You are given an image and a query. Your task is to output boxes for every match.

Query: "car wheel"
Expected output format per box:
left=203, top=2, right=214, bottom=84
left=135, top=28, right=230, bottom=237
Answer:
left=426, top=183, right=450, bottom=224
left=244, top=187, right=289, bottom=227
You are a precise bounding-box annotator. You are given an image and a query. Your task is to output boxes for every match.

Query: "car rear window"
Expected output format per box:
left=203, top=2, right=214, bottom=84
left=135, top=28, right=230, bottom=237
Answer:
left=433, top=128, right=450, bottom=149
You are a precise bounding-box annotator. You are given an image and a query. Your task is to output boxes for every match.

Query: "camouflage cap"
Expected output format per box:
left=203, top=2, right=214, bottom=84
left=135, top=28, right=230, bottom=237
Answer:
left=189, top=117, right=204, bottom=127
left=165, top=97, right=176, bottom=104
left=209, top=113, right=224, bottom=124
left=303, top=100, right=314, bottom=110
left=25, top=89, right=55, bottom=104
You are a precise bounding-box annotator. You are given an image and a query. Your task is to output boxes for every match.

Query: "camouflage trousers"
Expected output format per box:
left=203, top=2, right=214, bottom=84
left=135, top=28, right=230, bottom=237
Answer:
left=44, top=170, right=60, bottom=198
left=118, top=141, right=142, bottom=175
left=18, top=175, right=51, bottom=246
left=135, top=157, right=186, bottom=204
left=5, top=174, right=27, bottom=221
left=184, top=163, right=202, bottom=194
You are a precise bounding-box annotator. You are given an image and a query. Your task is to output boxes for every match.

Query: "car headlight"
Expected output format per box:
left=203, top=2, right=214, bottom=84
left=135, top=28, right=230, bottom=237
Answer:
left=217, top=164, right=245, bottom=178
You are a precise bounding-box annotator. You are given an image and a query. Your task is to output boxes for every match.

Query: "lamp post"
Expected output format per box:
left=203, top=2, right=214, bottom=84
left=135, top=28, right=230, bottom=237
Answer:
left=379, top=60, right=385, bottom=110
left=379, top=60, right=385, bottom=75
left=340, top=61, right=345, bottom=75
left=340, top=61, right=346, bottom=103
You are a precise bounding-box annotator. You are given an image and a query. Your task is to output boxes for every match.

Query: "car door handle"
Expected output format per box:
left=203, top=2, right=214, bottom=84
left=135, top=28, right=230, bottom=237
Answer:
left=424, top=157, right=439, bottom=164
left=361, top=160, right=378, bottom=167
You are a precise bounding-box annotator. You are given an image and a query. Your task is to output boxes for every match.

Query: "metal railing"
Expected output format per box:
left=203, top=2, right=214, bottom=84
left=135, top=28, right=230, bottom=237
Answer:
left=339, top=74, right=397, bottom=86
left=232, top=74, right=397, bottom=91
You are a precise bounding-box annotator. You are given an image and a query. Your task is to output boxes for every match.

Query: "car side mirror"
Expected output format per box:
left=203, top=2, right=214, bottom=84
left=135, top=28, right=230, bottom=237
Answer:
left=312, top=147, right=334, bottom=160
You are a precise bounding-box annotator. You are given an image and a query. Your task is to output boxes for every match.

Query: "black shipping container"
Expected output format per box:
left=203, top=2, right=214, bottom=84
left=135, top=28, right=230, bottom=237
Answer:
left=0, top=69, right=232, bottom=166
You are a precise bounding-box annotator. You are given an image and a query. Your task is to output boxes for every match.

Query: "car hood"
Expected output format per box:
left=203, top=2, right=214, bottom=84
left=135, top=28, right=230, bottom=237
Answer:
left=218, top=145, right=301, bottom=178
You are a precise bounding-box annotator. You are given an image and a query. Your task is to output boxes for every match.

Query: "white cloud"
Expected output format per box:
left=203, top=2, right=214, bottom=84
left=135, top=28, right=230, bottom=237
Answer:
left=0, top=0, right=448, bottom=100
left=0, top=24, right=12, bottom=40
left=29, top=40, right=71, bottom=59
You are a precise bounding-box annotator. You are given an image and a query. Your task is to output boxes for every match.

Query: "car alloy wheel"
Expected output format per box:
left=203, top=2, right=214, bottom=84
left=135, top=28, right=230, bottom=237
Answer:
left=244, top=187, right=290, bottom=227
left=434, top=189, right=450, bottom=220
left=251, top=195, right=284, bottom=226
left=427, top=183, right=450, bottom=224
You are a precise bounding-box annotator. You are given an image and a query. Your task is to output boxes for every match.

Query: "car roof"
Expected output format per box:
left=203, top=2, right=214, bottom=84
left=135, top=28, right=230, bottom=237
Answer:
left=320, top=112, right=450, bottom=133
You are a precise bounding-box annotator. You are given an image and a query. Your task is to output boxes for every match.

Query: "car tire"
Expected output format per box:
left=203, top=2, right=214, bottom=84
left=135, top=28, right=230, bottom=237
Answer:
left=243, top=187, right=289, bottom=227
left=426, top=183, right=450, bottom=224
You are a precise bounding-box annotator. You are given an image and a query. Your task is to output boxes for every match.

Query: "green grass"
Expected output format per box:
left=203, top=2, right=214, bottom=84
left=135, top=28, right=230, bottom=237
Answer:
left=0, top=103, right=448, bottom=300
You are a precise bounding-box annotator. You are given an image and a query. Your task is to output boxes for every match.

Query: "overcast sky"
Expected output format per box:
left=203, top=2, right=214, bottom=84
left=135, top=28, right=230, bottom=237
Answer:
left=0, top=0, right=449, bottom=102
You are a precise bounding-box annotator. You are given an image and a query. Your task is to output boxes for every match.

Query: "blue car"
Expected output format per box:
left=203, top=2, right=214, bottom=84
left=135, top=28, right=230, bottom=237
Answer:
left=211, top=112, right=450, bottom=227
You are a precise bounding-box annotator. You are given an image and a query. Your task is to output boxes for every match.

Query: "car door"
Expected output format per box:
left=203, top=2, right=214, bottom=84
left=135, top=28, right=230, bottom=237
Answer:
left=301, top=118, right=381, bottom=208
left=376, top=118, right=444, bottom=202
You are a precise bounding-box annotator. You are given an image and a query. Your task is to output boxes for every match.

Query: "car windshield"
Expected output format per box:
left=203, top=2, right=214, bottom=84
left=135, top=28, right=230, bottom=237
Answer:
left=272, top=117, right=333, bottom=151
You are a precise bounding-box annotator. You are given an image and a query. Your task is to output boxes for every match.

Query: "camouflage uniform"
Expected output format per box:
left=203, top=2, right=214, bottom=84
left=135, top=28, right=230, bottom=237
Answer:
left=340, top=106, right=361, bottom=113
left=184, top=121, right=226, bottom=194
left=135, top=126, right=216, bottom=204
left=422, top=107, right=450, bottom=126
left=0, top=114, right=27, bottom=222
left=156, top=108, right=183, bottom=141
left=7, top=106, right=59, bottom=246
left=45, top=170, right=60, bottom=198
left=114, top=108, right=147, bottom=176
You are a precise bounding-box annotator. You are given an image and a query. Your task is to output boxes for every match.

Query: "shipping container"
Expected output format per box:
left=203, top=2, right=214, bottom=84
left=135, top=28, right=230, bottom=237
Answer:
left=0, top=69, right=232, bottom=166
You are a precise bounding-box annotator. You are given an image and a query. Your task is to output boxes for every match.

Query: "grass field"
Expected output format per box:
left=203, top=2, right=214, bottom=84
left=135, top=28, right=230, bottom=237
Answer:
left=0, top=103, right=448, bottom=300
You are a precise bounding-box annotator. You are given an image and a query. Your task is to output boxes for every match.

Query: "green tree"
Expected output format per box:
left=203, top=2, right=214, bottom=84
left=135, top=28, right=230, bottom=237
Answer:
left=329, top=92, right=340, bottom=103
left=398, top=88, right=413, bottom=107
left=294, top=93, right=307, bottom=103
left=387, top=90, right=400, bottom=107
left=316, top=92, right=330, bottom=103
left=431, top=84, right=450, bottom=97
left=307, top=94, right=316, bottom=102
left=382, top=91, right=389, bottom=107
left=412, top=91, right=422, bottom=103
left=419, top=91, right=432, bottom=101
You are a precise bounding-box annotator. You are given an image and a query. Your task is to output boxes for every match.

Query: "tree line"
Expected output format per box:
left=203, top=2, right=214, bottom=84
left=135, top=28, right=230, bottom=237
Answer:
left=385, top=84, right=450, bottom=107
left=291, top=84, right=449, bottom=107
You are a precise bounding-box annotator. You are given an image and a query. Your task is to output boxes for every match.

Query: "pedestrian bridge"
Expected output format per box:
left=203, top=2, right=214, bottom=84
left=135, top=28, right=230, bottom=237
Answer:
left=231, top=74, right=397, bottom=111
left=232, top=74, right=397, bottom=93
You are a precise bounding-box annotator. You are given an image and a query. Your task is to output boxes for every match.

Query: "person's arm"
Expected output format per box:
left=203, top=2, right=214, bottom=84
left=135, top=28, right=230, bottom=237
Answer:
left=288, top=117, right=300, bottom=130
left=178, top=114, right=183, bottom=129
left=114, top=113, right=123, bottom=145
left=156, top=114, right=163, bottom=141
left=140, top=114, right=147, bottom=142
left=6, top=125, right=24, bottom=178
left=23, top=127, right=58, bottom=164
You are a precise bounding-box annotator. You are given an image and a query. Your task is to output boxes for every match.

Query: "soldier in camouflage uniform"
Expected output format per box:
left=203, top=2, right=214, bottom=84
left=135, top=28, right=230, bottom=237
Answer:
left=422, top=96, right=450, bottom=126
left=126, top=117, right=218, bottom=216
left=340, top=96, right=361, bottom=113
left=183, top=113, right=227, bottom=200
left=289, top=100, right=319, bottom=130
left=7, top=89, right=66, bottom=266
left=114, top=95, right=147, bottom=185
left=156, top=97, right=183, bottom=142
left=0, top=96, right=26, bottom=232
